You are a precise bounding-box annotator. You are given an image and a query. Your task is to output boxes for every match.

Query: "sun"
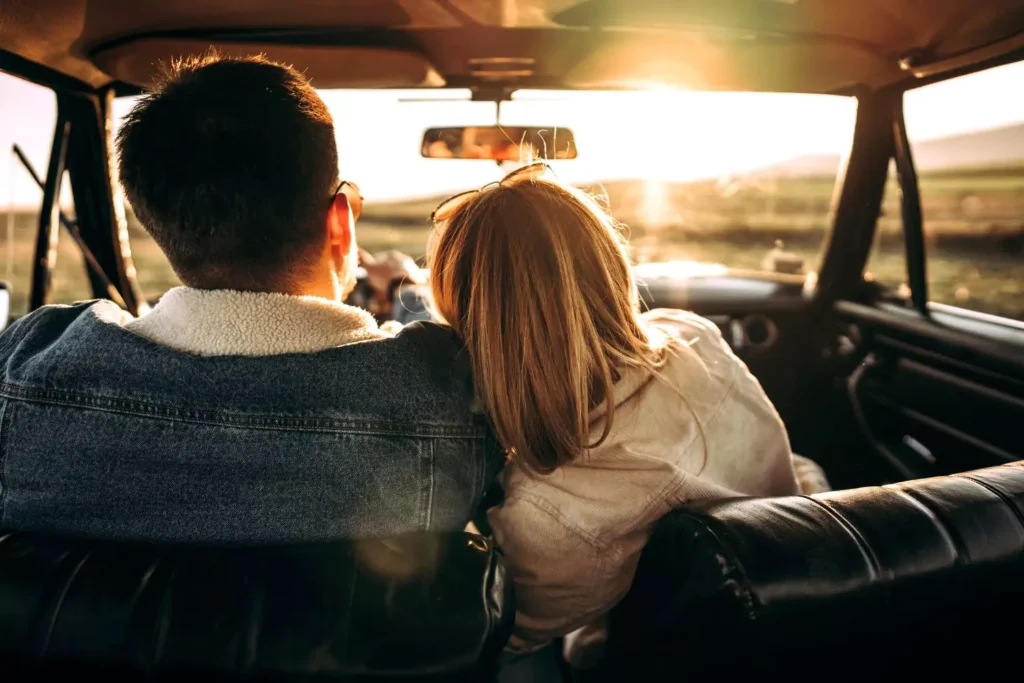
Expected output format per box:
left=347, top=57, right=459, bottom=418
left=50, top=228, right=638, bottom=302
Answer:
left=592, top=89, right=774, bottom=183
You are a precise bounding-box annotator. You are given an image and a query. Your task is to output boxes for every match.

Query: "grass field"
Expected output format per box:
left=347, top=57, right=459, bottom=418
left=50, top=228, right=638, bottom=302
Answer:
left=3, top=166, right=1022, bottom=321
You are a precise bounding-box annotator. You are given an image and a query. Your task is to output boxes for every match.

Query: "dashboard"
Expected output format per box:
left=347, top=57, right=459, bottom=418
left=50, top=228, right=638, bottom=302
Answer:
left=634, top=261, right=810, bottom=357
left=350, top=259, right=813, bottom=359
left=702, top=312, right=781, bottom=354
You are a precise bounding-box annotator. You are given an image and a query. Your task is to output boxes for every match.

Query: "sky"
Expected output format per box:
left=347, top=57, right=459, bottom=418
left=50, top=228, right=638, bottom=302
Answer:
left=2, top=60, right=1023, bottom=207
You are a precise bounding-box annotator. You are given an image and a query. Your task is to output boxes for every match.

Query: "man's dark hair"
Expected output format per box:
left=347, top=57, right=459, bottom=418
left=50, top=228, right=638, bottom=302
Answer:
left=117, top=53, right=338, bottom=291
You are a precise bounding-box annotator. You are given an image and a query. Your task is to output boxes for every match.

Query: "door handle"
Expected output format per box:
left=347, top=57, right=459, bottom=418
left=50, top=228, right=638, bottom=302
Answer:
left=901, top=435, right=936, bottom=465
left=848, top=354, right=917, bottom=480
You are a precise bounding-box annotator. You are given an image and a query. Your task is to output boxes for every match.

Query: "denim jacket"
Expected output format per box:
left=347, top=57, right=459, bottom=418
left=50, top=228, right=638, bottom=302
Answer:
left=0, top=289, right=503, bottom=543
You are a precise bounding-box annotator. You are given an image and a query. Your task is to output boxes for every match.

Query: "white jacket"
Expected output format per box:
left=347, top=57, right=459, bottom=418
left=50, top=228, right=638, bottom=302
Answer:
left=488, top=309, right=818, bottom=659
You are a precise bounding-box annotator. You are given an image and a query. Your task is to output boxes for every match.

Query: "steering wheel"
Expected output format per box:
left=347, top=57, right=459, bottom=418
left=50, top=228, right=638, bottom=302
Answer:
left=345, top=257, right=430, bottom=324
left=344, top=267, right=392, bottom=321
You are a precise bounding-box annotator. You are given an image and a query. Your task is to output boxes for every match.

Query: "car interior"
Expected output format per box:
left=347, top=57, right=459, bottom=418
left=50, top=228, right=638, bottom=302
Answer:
left=1, top=1, right=1023, bottom=680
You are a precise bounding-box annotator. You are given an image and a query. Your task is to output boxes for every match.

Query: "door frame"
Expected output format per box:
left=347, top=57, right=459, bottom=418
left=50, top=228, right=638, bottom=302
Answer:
left=1, top=48, right=144, bottom=314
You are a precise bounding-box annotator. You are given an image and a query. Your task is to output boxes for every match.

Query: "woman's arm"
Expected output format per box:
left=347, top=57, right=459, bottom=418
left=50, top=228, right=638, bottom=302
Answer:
left=488, top=495, right=638, bottom=654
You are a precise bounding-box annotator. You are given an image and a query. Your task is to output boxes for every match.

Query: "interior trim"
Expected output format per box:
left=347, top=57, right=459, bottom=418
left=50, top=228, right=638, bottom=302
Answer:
left=891, top=99, right=927, bottom=313
left=92, top=37, right=445, bottom=89
left=863, top=392, right=1019, bottom=464
left=929, top=302, right=1024, bottom=333
left=836, top=301, right=1024, bottom=375
left=847, top=356, right=916, bottom=480
left=0, top=48, right=93, bottom=93
left=813, top=90, right=896, bottom=302
left=899, top=357, right=1024, bottom=410
left=900, top=30, right=1024, bottom=78
left=873, top=334, right=1024, bottom=396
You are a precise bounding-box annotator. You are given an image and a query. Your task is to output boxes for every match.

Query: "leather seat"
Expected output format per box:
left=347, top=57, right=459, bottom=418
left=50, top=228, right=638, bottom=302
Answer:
left=606, top=461, right=1024, bottom=679
left=0, top=532, right=513, bottom=682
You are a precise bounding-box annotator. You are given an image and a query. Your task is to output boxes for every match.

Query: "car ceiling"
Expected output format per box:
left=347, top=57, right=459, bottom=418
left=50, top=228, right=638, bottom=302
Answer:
left=1, top=0, right=1023, bottom=94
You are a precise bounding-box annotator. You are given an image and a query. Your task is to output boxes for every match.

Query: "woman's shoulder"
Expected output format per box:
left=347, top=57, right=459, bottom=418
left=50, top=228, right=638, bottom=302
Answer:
left=631, top=309, right=788, bottom=458
left=641, top=309, right=798, bottom=494
left=642, top=308, right=728, bottom=348
left=641, top=309, right=742, bottom=389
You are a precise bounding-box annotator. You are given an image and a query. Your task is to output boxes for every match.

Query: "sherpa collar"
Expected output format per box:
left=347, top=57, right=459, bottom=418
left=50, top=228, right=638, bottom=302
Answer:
left=124, top=286, right=388, bottom=357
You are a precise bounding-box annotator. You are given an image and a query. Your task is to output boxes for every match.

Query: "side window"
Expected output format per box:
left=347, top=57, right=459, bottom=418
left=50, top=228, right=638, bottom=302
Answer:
left=1, top=71, right=91, bottom=317
left=904, top=60, right=1024, bottom=323
left=864, top=160, right=912, bottom=302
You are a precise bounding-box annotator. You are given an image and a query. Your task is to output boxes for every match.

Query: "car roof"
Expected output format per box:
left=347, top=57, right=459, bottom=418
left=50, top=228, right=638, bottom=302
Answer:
left=2, top=0, right=1023, bottom=94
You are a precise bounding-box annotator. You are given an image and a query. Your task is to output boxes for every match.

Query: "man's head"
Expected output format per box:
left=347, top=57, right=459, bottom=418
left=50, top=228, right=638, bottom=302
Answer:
left=118, top=53, right=356, bottom=297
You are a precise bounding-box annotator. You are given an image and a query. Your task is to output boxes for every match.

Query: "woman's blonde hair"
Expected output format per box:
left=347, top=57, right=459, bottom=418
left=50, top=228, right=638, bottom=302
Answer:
left=429, top=173, right=665, bottom=473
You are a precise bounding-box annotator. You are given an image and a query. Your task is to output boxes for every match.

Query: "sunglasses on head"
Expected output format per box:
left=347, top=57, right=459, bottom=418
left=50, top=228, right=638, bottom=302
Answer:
left=430, top=162, right=553, bottom=223
left=332, top=180, right=364, bottom=221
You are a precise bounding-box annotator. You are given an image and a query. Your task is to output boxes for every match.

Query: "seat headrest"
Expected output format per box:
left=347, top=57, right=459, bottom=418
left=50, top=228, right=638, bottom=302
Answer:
left=0, top=532, right=513, bottom=681
left=608, top=462, right=1024, bottom=678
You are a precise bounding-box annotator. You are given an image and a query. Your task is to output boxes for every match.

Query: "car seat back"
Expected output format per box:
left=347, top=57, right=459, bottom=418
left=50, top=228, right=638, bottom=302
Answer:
left=0, top=532, right=513, bottom=682
left=608, top=462, right=1024, bottom=678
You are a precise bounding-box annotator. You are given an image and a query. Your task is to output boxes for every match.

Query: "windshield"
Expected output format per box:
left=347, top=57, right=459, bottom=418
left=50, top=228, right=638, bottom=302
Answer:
left=112, top=90, right=858, bottom=302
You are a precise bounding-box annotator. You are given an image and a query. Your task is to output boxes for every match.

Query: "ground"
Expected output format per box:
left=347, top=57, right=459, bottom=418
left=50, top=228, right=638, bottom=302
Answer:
left=2, top=166, right=1021, bottom=322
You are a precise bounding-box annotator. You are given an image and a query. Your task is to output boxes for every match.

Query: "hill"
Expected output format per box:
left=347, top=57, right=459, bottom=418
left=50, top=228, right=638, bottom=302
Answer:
left=756, top=122, right=1024, bottom=177
left=914, top=122, right=1024, bottom=171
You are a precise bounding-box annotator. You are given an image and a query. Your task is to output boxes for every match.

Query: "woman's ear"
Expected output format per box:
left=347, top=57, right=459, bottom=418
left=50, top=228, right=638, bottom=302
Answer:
left=326, top=192, right=354, bottom=259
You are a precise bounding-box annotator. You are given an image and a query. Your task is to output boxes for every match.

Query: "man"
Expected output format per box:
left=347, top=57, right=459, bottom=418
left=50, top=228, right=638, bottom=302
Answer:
left=0, top=54, right=502, bottom=543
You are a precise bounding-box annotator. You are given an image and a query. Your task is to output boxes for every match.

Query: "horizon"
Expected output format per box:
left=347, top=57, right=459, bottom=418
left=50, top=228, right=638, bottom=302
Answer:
left=2, top=60, right=1023, bottom=208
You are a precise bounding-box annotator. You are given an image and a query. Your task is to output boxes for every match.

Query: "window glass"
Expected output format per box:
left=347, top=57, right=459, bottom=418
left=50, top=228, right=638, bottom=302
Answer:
left=864, top=160, right=912, bottom=301
left=113, top=89, right=857, bottom=303
left=1, top=72, right=91, bottom=317
left=903, top=60, right=1024, bottom=322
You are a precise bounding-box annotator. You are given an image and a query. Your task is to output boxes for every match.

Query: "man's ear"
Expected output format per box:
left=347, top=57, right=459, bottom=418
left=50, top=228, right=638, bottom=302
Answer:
left=326, top=192, right=354, bottom=257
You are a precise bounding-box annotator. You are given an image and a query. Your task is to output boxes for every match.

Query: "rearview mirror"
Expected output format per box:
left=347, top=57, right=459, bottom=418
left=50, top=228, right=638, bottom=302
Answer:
left=421, top=126, right=577, bottom=161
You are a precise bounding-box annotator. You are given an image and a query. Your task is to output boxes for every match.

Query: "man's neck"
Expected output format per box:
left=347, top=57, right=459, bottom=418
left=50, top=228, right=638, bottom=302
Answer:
left=189, top=277, right=341, bottom=302
left=293, top=272, right=343, bottom=301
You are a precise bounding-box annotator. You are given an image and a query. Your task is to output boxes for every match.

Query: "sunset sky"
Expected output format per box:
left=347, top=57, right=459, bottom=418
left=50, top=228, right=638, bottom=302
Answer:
left=2, top=60, right=1022, bottom=207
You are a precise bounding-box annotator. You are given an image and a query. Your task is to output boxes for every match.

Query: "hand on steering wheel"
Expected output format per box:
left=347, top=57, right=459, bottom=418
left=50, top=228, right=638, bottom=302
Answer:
left=359, top=249, right=424, bottom=292
left=357, top=248, right=425, bottom=319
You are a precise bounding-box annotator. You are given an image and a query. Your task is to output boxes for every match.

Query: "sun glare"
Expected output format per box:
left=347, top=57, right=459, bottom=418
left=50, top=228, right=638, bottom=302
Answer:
left=522, top=88, right=857, bottom=188
left=638, top=180, right=673, bottom=228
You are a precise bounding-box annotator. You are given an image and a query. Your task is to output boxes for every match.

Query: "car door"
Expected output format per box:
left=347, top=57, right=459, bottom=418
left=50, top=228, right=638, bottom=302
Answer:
left=835, top=58, right=1024, bottom=483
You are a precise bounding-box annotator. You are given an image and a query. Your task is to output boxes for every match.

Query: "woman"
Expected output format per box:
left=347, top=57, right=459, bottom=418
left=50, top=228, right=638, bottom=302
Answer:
left=427, top=164, right=827, bottom=663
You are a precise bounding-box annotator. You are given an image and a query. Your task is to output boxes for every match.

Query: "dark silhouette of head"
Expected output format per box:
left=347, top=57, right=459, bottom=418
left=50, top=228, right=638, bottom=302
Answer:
left=117, top=53, right=346, bottom=294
